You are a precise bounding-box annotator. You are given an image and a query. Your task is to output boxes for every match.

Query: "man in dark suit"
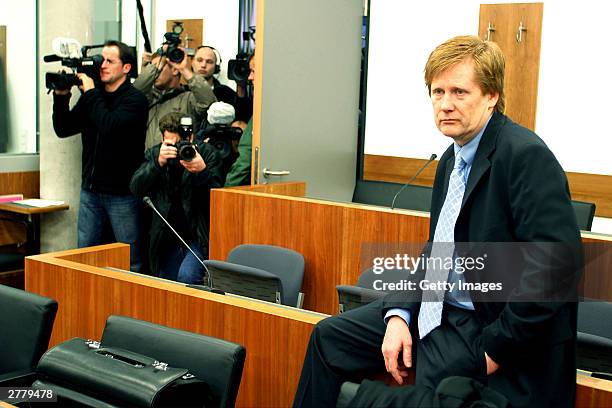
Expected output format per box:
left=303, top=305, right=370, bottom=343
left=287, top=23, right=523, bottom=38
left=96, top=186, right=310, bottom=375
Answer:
left=293, top=35, right=582, bottom=408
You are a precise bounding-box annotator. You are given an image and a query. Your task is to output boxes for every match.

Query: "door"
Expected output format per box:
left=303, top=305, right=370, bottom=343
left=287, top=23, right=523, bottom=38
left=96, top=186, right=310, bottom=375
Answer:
left=253, top=0, right=363, bottom=202
left=479, top=3, right=543, bottom=131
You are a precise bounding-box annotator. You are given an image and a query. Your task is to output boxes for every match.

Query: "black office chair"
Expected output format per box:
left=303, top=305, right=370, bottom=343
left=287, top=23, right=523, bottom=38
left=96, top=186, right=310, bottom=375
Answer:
left=577, top=299, right=612, bottom=375
left=336, top=267, right=411, bottom=313
left=0, top=284, right=58, bottom=385
left=352, top=180, right=433, bottom=212
left=571, top=200, right=596, bottom=231
left=205, top=244, right=305, bottom=307
left=33, top=315, right=246, bottom=408
left=0, top=216, right=28, bottom=288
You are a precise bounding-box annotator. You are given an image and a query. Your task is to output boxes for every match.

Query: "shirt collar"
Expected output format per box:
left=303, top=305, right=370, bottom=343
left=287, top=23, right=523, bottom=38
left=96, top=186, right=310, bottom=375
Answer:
left=453, top=114, right=492, bottom=166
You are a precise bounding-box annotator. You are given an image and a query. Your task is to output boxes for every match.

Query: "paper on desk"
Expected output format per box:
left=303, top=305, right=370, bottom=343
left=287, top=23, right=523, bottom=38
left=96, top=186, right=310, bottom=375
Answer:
left=14, top=199, right=65, bottom=207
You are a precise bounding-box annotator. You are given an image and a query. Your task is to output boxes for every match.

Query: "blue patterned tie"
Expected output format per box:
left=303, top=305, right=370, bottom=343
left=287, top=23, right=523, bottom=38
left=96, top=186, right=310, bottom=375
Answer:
left=418, top=153, right=467, bottom=339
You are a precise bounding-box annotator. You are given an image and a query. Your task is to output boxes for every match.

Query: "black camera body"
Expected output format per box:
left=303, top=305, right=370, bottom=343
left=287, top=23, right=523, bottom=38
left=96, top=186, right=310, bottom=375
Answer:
left=160, top=22, right=185, bottom=63
left=173, top=116, right=197, bottom=162
left=227, top=53, right=250, bottom=82
left=44, top=49, right=103, bottom=91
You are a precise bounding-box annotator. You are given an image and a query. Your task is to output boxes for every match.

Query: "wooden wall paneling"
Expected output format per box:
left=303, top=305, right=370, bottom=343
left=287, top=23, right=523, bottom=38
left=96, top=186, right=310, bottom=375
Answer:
left=0, top=171, right=40, bottom=198
left=0, top=219, right=26, bottom=246
left=567, top=172, right=612, bottom=219
left=580, top=234, right=612, bottom=301
left=210, top=189, right=432, bottom=314
left=210, top=189, right=612, bottom=313
left=364, top=155, right=612, bottom=218
left=0, top=25, right=6, bottom=152
left=363, top=154, right=438, bottom=186
left=25, top=246, right=325, bottom=408
left=0, top=171, right=40, bottom=245
left=479, top=3, right=543, bottom=131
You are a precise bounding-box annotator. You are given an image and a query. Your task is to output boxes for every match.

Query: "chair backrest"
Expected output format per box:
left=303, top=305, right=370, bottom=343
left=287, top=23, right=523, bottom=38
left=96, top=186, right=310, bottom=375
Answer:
left=205, top=260, right=283, bottom=304
left=0, top=284, right=58, bottom=377
left=352, top=180, right=433, bottom=212
left=227, top=244, right=305, bottom=307
left=100, top=315, right=246, bottom=408
left=577, top=299, right=612, bottom=374
left=336, top=285, right=387, bottom=313
left=336, top=267, right=413, bottom=313
left=571, top=200, right=596, bottom=231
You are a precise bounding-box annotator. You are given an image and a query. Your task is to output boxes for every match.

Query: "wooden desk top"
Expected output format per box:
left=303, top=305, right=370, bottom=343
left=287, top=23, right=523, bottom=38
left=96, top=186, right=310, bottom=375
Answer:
left=0, top=200, right=69, bottom=215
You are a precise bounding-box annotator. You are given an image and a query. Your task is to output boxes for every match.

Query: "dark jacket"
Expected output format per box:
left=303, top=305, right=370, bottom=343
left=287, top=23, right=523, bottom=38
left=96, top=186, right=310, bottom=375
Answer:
left=224, top=119, right=252, bottom=187
left=52, top=80, right=148, bottom=195
left=382, top=112, right=583, bottom=407
left=212, top=78, right=236, bottom=105
left=129, top=142, right=223, bottom=276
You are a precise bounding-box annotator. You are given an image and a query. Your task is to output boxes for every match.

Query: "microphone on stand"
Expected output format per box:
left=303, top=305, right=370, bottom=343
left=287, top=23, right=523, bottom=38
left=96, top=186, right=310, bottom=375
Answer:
left=143, top=196, right=212, bottom=288
left=391, top=153, right=437, bottom=210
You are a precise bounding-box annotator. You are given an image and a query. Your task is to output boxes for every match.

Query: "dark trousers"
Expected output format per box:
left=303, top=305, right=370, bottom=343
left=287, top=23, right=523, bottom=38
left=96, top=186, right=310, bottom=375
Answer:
left=293, top=300, right=486, bottom=407
left=293, top=299, right=575, bottom=408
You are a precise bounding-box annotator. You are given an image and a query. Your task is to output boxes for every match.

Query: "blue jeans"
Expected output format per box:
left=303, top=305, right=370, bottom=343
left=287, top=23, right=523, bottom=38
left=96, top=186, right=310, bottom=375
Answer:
left=78, top=189, right=144, bottom=272
left=158, top=242, right=206, bottom=284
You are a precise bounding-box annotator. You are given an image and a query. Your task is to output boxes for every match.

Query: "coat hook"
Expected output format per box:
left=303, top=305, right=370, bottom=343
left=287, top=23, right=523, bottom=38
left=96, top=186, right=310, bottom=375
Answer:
left=516, top=21, right=527, bottom=43
left=486, top=22, right=495, bottom=41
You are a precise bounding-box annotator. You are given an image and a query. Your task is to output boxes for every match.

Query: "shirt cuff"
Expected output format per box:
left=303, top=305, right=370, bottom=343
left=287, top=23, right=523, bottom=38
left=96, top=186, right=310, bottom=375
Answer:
left=384, top=308, right=411, bottom=326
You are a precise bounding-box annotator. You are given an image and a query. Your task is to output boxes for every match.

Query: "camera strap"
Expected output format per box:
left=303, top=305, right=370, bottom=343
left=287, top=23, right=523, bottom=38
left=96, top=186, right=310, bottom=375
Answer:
left=149, top=87, right=187, bottom=109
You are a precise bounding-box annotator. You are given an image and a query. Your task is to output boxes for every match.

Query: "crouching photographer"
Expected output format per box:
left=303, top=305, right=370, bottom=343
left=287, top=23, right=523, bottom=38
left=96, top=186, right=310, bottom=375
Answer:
left=130, top=112, right=223, bottom=284
left=197, top=101, right=242, bottom=183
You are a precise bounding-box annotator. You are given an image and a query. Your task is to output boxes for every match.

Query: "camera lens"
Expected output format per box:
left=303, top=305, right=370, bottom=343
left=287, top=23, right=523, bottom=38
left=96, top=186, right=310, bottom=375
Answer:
left=177, top=142, right=197, bottom=162
left=168, top=47, right=185, bottom=63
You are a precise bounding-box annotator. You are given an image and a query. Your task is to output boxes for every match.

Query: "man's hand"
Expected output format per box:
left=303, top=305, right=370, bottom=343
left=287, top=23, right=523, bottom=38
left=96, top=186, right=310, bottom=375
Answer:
left=141, top=52, right=152, bottom=70
left=167, top=49, right=193, bottom=81
left=77, top=73, right=95, bottom=93
left=381, top=316, right=413, bottom=385
left=180, top=149, right=206, bottom=173
left=158, top=142, right=178, bottom=167
left=485, top=352, right=499, bottom=375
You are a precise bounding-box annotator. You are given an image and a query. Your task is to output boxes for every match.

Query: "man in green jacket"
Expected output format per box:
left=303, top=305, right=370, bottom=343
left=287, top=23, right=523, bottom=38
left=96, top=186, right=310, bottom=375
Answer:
left=130, top=112, right=223, bottom=283
left=134, top=49, right=217, bottom=149
left=224, top=52, right=255, bottom=187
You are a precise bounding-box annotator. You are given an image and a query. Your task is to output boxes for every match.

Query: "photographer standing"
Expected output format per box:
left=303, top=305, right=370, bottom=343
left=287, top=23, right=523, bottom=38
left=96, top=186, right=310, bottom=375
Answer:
left=135, top=48, right=216, bottom=149
left=130, top=112, right=223, bottom=284
left=52, top=40, right=147, bottom=273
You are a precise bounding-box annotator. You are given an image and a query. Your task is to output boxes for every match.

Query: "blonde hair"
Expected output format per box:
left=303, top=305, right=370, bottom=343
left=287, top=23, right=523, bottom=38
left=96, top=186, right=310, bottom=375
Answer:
left=424, top=35, right=505, bottom=113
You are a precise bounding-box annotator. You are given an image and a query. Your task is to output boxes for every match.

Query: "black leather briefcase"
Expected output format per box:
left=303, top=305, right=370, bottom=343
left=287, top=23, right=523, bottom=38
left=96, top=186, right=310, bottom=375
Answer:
left=35, top=337, right=210, bottom=407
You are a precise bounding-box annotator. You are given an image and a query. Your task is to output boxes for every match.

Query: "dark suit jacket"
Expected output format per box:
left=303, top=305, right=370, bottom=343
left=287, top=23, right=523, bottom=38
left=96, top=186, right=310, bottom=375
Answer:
left=383, top=112, right=583, bottom=407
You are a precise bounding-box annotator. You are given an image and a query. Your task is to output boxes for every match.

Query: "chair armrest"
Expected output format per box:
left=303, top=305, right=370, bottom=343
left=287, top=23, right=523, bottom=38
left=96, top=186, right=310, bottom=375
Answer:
left=0, top=369, right=36, bottom=387
left=336, top=381, right=360, bottom=408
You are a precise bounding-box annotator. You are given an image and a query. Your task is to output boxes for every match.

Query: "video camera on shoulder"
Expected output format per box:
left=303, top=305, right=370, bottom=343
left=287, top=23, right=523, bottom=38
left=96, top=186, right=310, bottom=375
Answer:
left=43, top=38, right=103, bottom=91
left=158, top=22, right=186, bottom=63
left=174, top=116, right=197, bottom=162
left=227, top=52, right=250, bottom=82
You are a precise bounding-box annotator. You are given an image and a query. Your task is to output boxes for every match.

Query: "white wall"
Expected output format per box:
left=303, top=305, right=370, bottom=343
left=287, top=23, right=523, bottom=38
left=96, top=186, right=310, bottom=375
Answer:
left=152, top=0, right=239, bottom=88
left=364, top=0, right=612, bottom=176
left=0, top=0, right=37, bottom=154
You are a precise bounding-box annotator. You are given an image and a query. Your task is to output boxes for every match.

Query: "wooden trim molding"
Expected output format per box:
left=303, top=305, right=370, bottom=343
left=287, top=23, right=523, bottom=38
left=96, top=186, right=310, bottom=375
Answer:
left=364, top=154, right=612, bottom=218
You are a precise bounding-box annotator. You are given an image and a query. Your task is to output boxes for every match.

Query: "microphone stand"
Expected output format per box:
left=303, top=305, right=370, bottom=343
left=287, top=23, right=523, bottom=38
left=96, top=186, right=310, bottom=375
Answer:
left=391, top=154, right=437, bottom=210
left=143, top=197, right=212, bottom=288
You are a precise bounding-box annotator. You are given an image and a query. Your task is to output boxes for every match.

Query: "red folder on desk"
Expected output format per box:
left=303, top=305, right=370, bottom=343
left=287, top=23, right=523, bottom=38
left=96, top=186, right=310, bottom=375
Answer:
left=0, top=194, right=24, bottom=203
